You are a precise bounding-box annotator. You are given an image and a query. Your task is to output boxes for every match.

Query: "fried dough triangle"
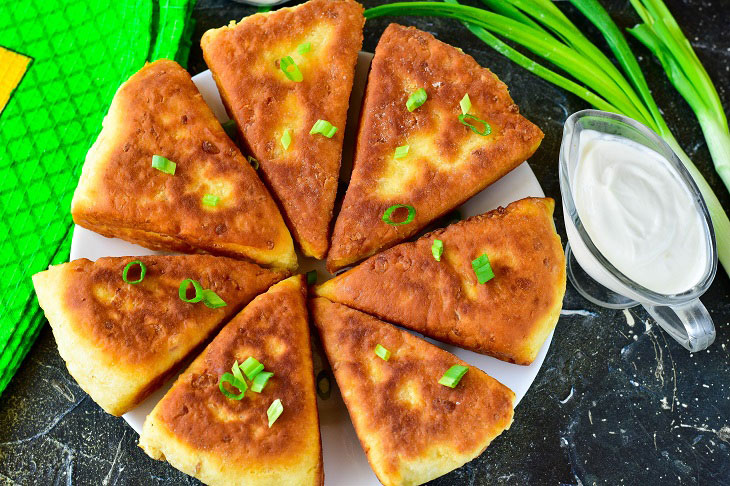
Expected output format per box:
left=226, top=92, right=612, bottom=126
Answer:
left=32, top=255, right=288, bottom=416
left=201, top=0, right=365, bottom=259
left=139, top=276, right=322, bottom=486
left=311, top=297, right=515, bottom=486
left=71, top=59, right=296, bottom=271
left=327, top=24, right=544, bottom=271
left=317, top=197, right=566, bottom=365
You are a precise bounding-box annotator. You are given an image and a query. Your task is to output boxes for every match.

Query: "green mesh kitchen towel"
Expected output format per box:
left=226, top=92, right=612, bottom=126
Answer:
left=0, top=0, right=196, bottom=396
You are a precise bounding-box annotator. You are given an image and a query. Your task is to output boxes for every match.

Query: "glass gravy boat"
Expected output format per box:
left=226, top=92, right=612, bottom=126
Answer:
left=559, top=110, right=717, bottom=352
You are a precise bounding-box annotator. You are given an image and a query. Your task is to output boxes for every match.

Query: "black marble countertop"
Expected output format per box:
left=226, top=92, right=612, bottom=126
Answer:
left=2, top=0, right=729, bottom=484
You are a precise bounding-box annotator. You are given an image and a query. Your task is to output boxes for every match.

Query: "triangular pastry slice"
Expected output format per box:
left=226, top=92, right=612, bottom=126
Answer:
left=317, top=197, right=566, bottom=365
left=71, top=59, right=296, bottom=271
left=310, top=297, right=515, bottom=486
left=32, top=255, right=287, bottom=416
left=139, top=276, right=322, bottom=485
left=201, top=0, right=365, bottom=259
left=327, top=23, right=544, bottom=271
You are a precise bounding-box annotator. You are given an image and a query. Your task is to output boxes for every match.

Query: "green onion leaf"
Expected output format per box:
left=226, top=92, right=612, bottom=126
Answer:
left=280, top=56, right=303, bottom=82
left=438, top=364, right=469, bottom=388
left=219, top=372, right=247, bottom=400
left=374, top=344, right=391, bottom=361
left=240, top=357, right=265, bottom=380
left=316, top=370, right=332, bottom=400
left=247, top=155, right=259, bottom=170
left=222, top=119, right=237, bottom=139
left=201, top=289, right=227, bottom=309
left=406, top=88, right=427, bottom=112
left=394, top=145, right=409, bottom=159
left=281, top=129, right=292, bottom=150
left=471, top=254, right=495, bottom=284
left=382, top=204, right=416, bottom=226
left=459, top=93, right=472, bottom=114
left=202, top=194, right=219, bottom=207
left=267, top=398, right=284, bottom=427
left=306, top=270, right=317, bottom=285
left=179, top=279, right=204, bottom=303
left=251, top=371, right=274, bottom=393
left=151, top=155, right=176, bottom=175
left=458, top=113, right=491, bottom=136
left=122, top=260, right=146, bottom=284
left=232, top=360, right=246, bottom=383
left=431, top=239, right=444, bottom=261
left=297, top=42, right=311, bottom=54
left=309, top=119, right=338, bottom=138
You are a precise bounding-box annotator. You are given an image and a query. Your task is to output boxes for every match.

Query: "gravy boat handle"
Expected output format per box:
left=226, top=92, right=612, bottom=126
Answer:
left=641, top=300, right=715, bottom=352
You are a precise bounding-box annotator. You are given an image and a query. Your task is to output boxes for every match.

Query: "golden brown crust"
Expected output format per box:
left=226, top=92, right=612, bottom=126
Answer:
left=317, top=197, right=566, bottom=365
left=71, top=59, right=296, bottom=270
left=201, top=0, right=365, bottom=259
left=327, top=24, right=544, bottom=271
left=310, top=297, right=515, bottom=486
left=32, top=255, right=286, bottom=416
left=139, top=276, right=323, bottom=486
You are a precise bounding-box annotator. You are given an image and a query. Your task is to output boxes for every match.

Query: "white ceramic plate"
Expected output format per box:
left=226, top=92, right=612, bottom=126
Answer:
left=70, top=52, right=551, bottom=485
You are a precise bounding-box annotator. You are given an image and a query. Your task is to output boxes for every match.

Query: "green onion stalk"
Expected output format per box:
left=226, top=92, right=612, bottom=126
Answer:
left=364, top=0, right=730, bottom=277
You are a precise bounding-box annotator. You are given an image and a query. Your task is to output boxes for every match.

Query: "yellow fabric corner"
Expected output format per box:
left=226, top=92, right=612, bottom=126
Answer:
left=0, top=46, right=32, bottom=113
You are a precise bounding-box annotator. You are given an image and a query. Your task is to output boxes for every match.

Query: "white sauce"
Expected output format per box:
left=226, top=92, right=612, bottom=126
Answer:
left=573, top=129, right=707, bottom=295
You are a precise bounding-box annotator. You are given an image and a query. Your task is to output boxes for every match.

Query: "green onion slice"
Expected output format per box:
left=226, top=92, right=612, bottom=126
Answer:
left=179, top=279, right=204, bottom=303
left=281, top=129, right=292, bottom=150
left=202, top=194, right=219, bottom=207
left=232, top=360, right=245, bottom=383
left=431, top=239, right=444, bottom=261
left=219, top=372, right=247, bottom=400
left=256, top=5, right=271, bottom=12
left=309, top=119, right=338, bottom=138
left=406, top=88, right=427, bottom=112
left=374, top=344, right=391, bottom=361
left=251, top=371, right=274, bottom=393
left=316, top=370, right=331, bottom=400
left=151, top=155, right=176, bottom=175
left=394, top=145, right=409, bottom=159
left=382, top=204, right=416, bottom=226
left=438, top=365, right=469, bottom=388
left=122, top=260, right=146, bottom=284
left=267, top=398, right=284, bottom=427
left=247, top=155, right=259, bottom=170
left=201, top=289, right=227, bottom=309
left=240, top=357, right=264, bottom=380
left=306, top=270, right=317, bottom=285
left=471, top=254, right=495, bottom=284
left=458, top=114, right=491, bottom=136
left=459, top=93, right=472, bottom=114
left=280, top=56, right=303, bottom=82
left=222, top=119, right=237, bottom=138
left=297, top=42, right=311, bottom=54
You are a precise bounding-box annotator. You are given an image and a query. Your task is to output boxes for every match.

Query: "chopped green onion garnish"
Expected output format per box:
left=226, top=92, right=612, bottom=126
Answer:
left=240, top=357, right=264, bottom=380
left=458, top=114, right=491, bottom=136
left=256, top=5, right=271, bottom=12
left=438, top=365, right=469, bottom=388
left=122, top=260, right=146, bottom=284
left=406, top=88, right=427, bottom=112
left=309, top=119, right=338, bottom=138
left=267, top=398, right=284, bottom=427
left=202, top=194, right=219, bottom=207
left=151, top=155, right=176, bottom=175
left=374, top=344, right=391, bottom=361
left=306, top=270, right=317, bottom=285
left=251, top=371, right=274, bottom=393
left=232, top=360, right=245, bottom=383
left=471, top=254, right=495, bottom=284
left=382, top=204, right=416, bottom=226
left=219, top=372, right=247, bottom=400
left=179, top=279, right=204, bottom=303
left=394, top=145, right=409, bottom=159
left=222, top=119, right=237, bottom=139
left=297, top=42, right=311, bottom=54
left=316, top=370, right=331, bottom=400
left=201, top=289, right=227, bottom=309
left=247, top=155, right=259, bottom=170
left=280, top=56, right=303, bottom=82
left=281, top=129, right=292, bottom=150
left=431, top=239, right=444, bottom=261
left=459, top=93, right=472, bottom=115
